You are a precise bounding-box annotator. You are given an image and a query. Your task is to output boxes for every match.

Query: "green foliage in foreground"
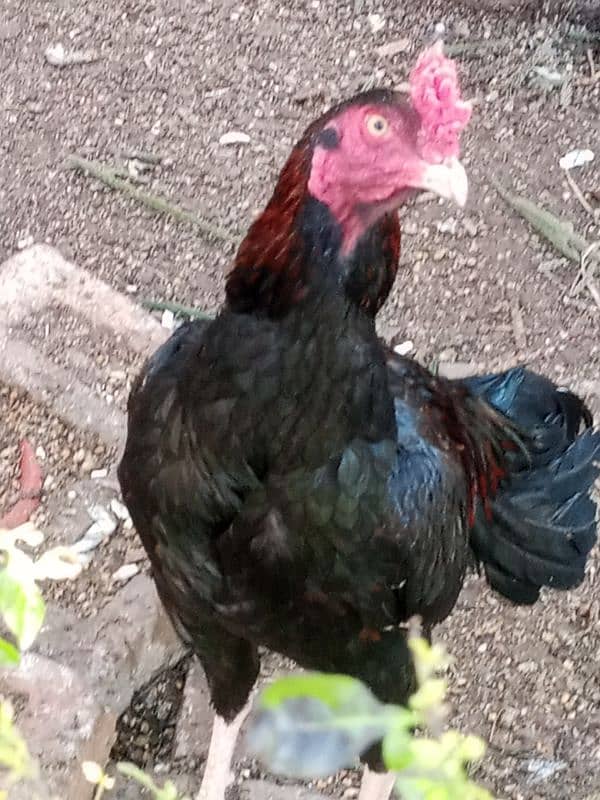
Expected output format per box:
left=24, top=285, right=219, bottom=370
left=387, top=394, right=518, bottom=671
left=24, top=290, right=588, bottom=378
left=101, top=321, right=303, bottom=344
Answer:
left=247, top=637, right=493, bottom=800
left=0, top=522, right=493, bottom=800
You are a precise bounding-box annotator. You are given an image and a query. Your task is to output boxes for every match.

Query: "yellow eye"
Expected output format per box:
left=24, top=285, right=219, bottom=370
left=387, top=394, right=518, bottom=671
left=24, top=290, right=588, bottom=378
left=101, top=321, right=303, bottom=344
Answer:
left=366, top=114, right=389, bottom=137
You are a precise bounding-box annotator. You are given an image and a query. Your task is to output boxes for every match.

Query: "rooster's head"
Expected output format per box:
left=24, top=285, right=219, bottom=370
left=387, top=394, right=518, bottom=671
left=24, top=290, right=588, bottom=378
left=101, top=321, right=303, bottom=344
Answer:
left=229, top=42, right=472, bottom=316
left=307, top=42, right=472, bottom=254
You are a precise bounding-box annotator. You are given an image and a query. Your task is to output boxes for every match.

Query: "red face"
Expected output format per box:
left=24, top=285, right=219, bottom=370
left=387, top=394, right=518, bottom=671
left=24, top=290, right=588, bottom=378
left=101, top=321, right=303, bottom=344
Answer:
left=307, top=97, right=469, bottom=254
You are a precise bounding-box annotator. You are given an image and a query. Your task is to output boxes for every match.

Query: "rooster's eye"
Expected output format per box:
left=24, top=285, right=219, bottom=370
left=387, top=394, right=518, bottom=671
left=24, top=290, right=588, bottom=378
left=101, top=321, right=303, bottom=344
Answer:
left=366, top=114, right=389, bottom=137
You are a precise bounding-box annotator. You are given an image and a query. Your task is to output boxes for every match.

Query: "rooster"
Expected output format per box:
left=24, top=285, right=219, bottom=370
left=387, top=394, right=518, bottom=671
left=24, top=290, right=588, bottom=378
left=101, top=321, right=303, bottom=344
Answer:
left=118, top=43, right=599, bottom=800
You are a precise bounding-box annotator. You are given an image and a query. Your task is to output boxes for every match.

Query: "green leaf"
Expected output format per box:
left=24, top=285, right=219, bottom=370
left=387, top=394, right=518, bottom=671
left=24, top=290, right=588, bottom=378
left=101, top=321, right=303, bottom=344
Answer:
left=0, top=701, right=34, bottom=781
left=409, top=679, right=447, bottom=713
left=117, top=763, right=190, bottom=800
left=408, top=638, right=450, bottom=685
left=0, top=639, right=20, bottom=667
left=249, top=675, right=389, bottom=779
left=0, top=550, right=45, bottom=651
left=117, top=763, right=157, bottom=790
left=260, top=673, right=379, bottom=713
left=382, top=726, right=413, bottom=771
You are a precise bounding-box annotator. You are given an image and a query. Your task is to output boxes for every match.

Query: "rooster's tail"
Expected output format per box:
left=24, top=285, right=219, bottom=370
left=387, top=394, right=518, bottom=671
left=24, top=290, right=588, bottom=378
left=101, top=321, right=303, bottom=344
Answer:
left=464, top=367, right=599, bottom=604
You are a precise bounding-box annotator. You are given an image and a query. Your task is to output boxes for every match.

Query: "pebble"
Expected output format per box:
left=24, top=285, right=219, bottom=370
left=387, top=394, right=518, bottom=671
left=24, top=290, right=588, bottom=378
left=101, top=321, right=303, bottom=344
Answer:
left=219, top=131, right=251, bottom=145
left=112, top=563, right=140, bottom=582
left=462, top=217, right=479, bottom=237
left=394, top=340, right=414, bottom=356
left=436, top=217, right=458, bottom=235
left=81, top=452, right=96, bottom=472
left=438, top=347, right=458, bottom=362
left=367, top=13, right=385, bottom=34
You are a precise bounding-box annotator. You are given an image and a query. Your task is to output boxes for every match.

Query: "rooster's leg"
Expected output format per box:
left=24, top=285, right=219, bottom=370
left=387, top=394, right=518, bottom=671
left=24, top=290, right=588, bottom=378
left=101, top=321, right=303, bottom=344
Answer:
left=195, top=702, right=251, bottom=800
left=357, top=766, right=396, bottom=800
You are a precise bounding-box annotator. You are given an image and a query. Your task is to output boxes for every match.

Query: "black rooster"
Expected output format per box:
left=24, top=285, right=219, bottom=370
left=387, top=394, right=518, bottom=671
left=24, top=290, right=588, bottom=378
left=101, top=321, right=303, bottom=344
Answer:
left=119, top=45, right=599, bottom=800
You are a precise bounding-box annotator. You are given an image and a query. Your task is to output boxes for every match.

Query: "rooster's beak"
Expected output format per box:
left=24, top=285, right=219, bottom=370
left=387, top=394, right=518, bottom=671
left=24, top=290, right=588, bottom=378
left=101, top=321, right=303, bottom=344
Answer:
left=415, top=158, right=468, bottom=207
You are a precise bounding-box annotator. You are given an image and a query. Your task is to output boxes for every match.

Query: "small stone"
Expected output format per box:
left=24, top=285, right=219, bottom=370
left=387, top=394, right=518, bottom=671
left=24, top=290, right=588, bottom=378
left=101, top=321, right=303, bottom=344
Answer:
left=376, top=38, right=409, bottom=57
left=436, top=218, right=458, bottom=235
left=125, top=546, right=147, bottom=563
left=161, top=309, right=175, bottom=330
left=17, top=235, right=35, bottom=250
left=219, top=131, right=251, bottom=146
left=526, top=758, right=567, bottom=784
left=455, top=19, right=470, bottom=37
left=81, top=452, right=96, bottom=473
left=433, top=248, right=447, bottom=261
left=438, top=347, right=458, bottom=362
left=367, top=13, right=386, bottom=33
left=462, top=217, right=479, bottom=237
left=112, top=563, right=140, bottom=582
left=73, top=448, right=86, bottom=465
left=437, top=361, right=479, bottom=380
left=394, top=340, right=414, bottom=356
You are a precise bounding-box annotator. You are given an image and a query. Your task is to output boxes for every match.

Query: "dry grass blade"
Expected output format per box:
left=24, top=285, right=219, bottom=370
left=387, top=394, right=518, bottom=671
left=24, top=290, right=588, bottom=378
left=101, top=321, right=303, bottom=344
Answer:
left=66, top=155, right=238, bottom=245
left=572, top=242, right=600, bottom=310
left=564, top=169, right=599, bottom=220
left=490, top=178, right=590, bottom=264
left=491, top=177, right=600, bottom=310
left=509, top=297, right=527, bottom=350
left=141, top=299, right=216, bottom=320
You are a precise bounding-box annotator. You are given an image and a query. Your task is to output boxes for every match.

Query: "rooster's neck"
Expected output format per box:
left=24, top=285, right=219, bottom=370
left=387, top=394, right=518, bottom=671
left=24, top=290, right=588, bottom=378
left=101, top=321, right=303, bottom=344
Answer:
left=226, top=143, right=401, bottom=318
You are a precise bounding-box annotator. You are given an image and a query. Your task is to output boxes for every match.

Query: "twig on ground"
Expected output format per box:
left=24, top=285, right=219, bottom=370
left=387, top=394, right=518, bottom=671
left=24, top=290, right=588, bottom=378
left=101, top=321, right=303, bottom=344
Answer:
left=141, top=299, right=216, bottom=320
left=571, top=243, right=600, bottom=310
left=586, top=48, right=596, bottom=80
left=538, top=264, right=591, bottom=312
left=509, top=297, right=527, bottom=351
left=567, top=29, right=600, bottom=44
left=444, top=38, right=511, bottom=58
left=120, top=150, right=163, bottom=165
left=564, top=169, right=598, bottom=219
left=66, top=155, right=238, bottom=245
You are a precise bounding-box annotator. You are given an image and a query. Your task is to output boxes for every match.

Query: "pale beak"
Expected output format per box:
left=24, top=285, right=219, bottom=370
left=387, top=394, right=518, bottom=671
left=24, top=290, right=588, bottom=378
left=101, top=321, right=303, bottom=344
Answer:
left=414, top=157, right=469, bottom=207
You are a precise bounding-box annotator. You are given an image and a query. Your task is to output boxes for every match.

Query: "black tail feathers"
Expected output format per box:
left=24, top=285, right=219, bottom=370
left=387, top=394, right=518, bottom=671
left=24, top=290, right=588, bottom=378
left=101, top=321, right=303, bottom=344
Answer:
left=464, top=368, right=599, bottom=604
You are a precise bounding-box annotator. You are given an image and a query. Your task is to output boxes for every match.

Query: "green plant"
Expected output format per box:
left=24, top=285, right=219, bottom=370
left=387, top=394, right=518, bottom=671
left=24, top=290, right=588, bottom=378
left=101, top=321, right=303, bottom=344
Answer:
left=0, top=522, right=82, bottom=797
left=247, top=636, right=493, bottom=800
left=0, top=522, right=493, bottom=800
left=82, top=761, right=191, bottom=800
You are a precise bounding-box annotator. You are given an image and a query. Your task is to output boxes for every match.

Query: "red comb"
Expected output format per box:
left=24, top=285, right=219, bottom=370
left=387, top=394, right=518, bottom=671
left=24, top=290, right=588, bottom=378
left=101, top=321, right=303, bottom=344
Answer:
left=409, top=41, right=472, bottom=163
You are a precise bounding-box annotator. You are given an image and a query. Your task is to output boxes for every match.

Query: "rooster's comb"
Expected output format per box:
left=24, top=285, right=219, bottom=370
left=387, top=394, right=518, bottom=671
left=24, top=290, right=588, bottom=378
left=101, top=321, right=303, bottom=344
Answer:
left=409, top=41, right=472, bottom=163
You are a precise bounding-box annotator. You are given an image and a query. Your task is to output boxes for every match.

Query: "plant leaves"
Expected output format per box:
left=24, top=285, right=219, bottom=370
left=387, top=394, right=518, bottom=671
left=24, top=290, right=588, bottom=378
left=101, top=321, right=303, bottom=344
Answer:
left=0, top=550, right=45, bottom=651
left=382, top=726, right=413, bottom=771
left=249, top=675, right=390, bottom=778
left=117, top=762, right=190, bottom=800
left=259, top=673, right=381, bottom=714
left=249, top=698, right=386, bottom=778
left=0, top=639, right=20, bottom=667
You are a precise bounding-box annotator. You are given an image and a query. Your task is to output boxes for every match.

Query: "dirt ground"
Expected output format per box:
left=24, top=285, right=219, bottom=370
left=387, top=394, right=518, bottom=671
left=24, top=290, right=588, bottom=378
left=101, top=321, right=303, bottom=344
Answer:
left=1, top=0, right=600, bottom=799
